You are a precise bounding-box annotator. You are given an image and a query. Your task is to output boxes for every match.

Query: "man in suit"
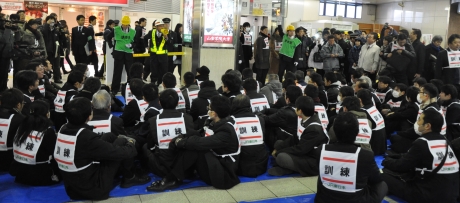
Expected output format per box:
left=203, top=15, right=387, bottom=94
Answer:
left=87, top=15, right=98, bottom=76
left=71, top=15, right=89, bottom=64
left=162, top=18, right=177, bottom=74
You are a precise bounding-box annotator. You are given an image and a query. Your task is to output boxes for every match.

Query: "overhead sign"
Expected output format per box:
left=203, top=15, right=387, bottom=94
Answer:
left=0, top=2, right=24, bottom=11
left=24, top=1, right=48, bottom=19
left=45, top=0, right=129, bottom=7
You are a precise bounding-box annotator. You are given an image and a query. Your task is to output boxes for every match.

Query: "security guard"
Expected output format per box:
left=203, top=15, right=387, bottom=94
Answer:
left=162, top=18, right=178, bottom=74
left=144, top=19, right=170, bottom=85
left=107, top=16, right=136, bottom=95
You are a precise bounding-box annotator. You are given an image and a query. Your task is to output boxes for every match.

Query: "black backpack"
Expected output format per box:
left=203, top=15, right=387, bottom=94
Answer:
left=313, top=44, right=323, bottom=62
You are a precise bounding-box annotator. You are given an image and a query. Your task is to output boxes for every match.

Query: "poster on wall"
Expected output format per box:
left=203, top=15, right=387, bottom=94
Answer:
left=24, top=1, right=48, bottom=20
left=183, top=0, right=193, bottom=43
left=0, top=2, right=24, bottom=11
left=203, top=0, right=234, bottom=47
left=421, top=34, right=433, bottom=45
left=85, top=10, right=105, bottom=33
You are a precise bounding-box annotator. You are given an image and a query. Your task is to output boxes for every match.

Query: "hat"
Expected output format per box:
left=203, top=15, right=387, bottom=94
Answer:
left=197, top=66, right=210, bottom=76
left=155, top=19, right=164, bottom=26
left=121, top=16, right=130, bottom=25
left=286, top=25, right=295, bottom=31
left=27, top=19, right=39, bottom=25
left=114, top=20, right=120, bottom=25
left=162, top=18, right=171, bottom=23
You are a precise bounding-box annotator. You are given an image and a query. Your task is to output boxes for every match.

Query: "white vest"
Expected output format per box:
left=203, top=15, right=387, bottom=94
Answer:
left=14, top=130, right=51, bottom=165
left=315, top=104, right=329, bottom=129
left=415, top=138, right=459, bottom=175
left=207, top=121, right=241, bottom=162
left=336, top=103, right=342, bottom=114
left=125, top=83, right=135, bottom=104
left=156, top=113, right=186, bottom=149
left=442, top=102, right=460, bottom=117
left=186, top=88, right=200, bottom=108
left=173, top=88, right=186, bottom=110
left=263, top=37, right=269, bottom=49
left=54, top=128, right=99, bottom=172
left=135, top=98, right=149, bottom=122
left=297, top=117, right=329, bottom=141
left=250, top=96, right=270, bottom=113
left=54, top=90, right=74, bottom=113
left=0, top=114, right=14, bottom=151
left=38, top=84, right=45, bottom=96
left=320, top=145, right=362, bottom=193
left=233, top=116, right=264, bottom=146
left=363, top=106, right=385, bottom=130
left=375, top=89, right=391, bottom=103
left=387, top=99, right=402, bottom=108
left=271, top=91, right=277, bottom=104
left=355, top=118, right=372, bottom=144
left=274, top=41, right=282, bottom=51
left=24, top=94, right=34, bottom=102
left=243, top=33, right=252, bottom=46
left=417, top=106, right=447, bottom=135
left=87, top=114, right=112, bottom=135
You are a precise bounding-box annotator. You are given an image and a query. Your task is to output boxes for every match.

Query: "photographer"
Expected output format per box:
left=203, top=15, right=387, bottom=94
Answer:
left=16, top=10, right=25, bottom=30
left=59, top=20, right=73, bottom=73
left=0, top=14, right=20, bottom=92
left=41, top=16, right=63, bottom=83
left=15, top=19, right=46, bottom=84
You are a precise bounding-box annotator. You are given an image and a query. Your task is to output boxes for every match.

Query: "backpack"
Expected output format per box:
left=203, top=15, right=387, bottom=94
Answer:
left=313, top=44, right=323, bottom=62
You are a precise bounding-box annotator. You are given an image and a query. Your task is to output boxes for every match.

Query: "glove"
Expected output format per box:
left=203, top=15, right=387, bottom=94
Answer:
left=238, top=60, right=242, bottom=64
left=294, top=62, right=298, bottom=66
left=173, top=55, right=177, bottom=61
left=125, top=44, right=132, bottom=48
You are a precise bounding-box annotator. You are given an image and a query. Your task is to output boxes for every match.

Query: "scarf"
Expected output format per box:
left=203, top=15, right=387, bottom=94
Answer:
left=430, top=43, right=440, bottom=52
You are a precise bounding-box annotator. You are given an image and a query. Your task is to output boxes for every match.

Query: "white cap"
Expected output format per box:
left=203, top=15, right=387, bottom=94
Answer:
left=155, top=20, right=164, bottom=26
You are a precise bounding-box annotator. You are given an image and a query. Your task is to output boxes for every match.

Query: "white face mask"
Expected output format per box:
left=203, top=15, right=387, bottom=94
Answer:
left=305, top=76, right=310, bottom=84
left=289, top=36, right=295, bottom=39
left=392, top=90, right=400, bottom=98
left=85, top=71, right=91, bottom=78
left=414, top=122, right=423, bottom=136
left=337, top=95, right=342, bottom=104
left=78, top=84, right=84, bottom=91
left=245, top=27, right=250, bottom=32
left=417, top=94, right=423, bottom=103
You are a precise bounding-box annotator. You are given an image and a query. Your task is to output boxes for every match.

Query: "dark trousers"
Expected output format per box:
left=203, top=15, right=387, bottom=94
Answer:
left=150, top=53, right=168, bottom=85
left=169, top=150, right=211, bottom=184
left=278, top=57, right=296, bottom=82
left=88, top=51, right=99, bottom=75
left=14, top=58, right=30, bottom=85
left=393, top=70, right=408, bottom=85
left=0, top=57, right=10, bottom=92
left=61, top=49, right=74, bottom=72
left=48, top=53, right=61, bottom=81
left=74, top=53, right=88, bottom=65
left=390, top=134, right=414, bottom=153
left=381, top=173, right=411, bottom=202
left=364, top=71, right=376, bottom=87
left=240, top=58, right=250, bottom=72
left=256, top=68, right=269, bottom=86
left=97, top=55, right=106, bottom=77
left=112, top=51, right=133, bottom=94
left=143, top=56, right=151, bottom=80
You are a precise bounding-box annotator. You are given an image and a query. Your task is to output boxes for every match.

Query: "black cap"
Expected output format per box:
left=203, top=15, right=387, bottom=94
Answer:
left=197, top=66, right=210, bottom=76
left=162, top=18, right=171, bottom=23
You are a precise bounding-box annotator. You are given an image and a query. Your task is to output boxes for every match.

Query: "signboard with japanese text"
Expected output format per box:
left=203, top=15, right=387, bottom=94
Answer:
left=0, top=2, right=24, bottom=11
left=203, top=0, right=234, bottom=47
left=447, top=51, right=460, bottom=68
left=183, top=0, right=193, bottom=43
left=24, top=1, right=48, bottom=20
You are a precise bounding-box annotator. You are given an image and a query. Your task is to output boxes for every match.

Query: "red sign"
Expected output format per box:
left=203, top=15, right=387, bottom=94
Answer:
left=24, top=1, right=48, bottom=19
left=204, top=36, right=233, bottom=44
left=62, top=0, right=128, bottom=5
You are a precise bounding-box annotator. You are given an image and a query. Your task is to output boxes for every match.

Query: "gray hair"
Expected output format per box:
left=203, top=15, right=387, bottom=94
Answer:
left=228, top=70, right=243, bottom=80
left=268, top=74, right=279, bottom=82
left=92, top=90, right=111, bottom=110
left=432, top=35, right=443, bottom=43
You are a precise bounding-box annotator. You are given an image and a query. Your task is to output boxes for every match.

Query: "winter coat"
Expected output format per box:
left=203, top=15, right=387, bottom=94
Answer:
left=410, top=39, right=426, bottom=76
left=308, top=39, right=324, bottom=69
left=260, top=80, right=283, bottom=104
left=423, top=43, right=444, bottom=81
left=0, top=28, right=18, bottom=58
left=254, top=32, right=270, bottom=69
left=296, top=36, right=312, bottom=69
left=348, top=45, right=362, bottom=69
left=269, top=34, right=282, bottom=74
left=435, top=48, right=459, bottom=85
left=320, top=42, right=344, bottom=71
left=17, top=28, right=47, bottom=58
left=383, top=42, right=416, bottom=73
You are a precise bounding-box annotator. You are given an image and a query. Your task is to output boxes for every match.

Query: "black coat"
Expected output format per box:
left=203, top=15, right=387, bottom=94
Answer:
left=315, top=143, right=383, bottom=203
left=398, top=102, right=440, bottom=141
left=120, top=96, right=143, bottom=128
left=264, top=103, right=297, bottom=140
left=296, top=36, right=312, bottom=69
left=74, top=90, right=93, bottom=101
left=382, top=132, right=459, bottom=203
left=232, top=108, right=268, bottom=177
left=240, top=31, right=253, bottom=61
left=383, top=42, right=416, bottom=72
left=411, top=39, right=426, bottom=75
left=41, top=24, right=62, bottom=55
left=275, top=114, right=328, bottom=176
left=254, top=33, right=270, bottom=69
left=90, top=109, right=126, bottom=136
left=435, top=48, right=460, bottom=85
left=0, top=107, right=26, bottom=171
left=442, top=99, right=460, bottom=141
left=190, top=87, right=219, bottom=130
left=136, top=99, right=162, bottom=140
left=71, top=26, right=90, bottom=55
left=133, top=25, right=146, bottom=53
left=423, top=44, right=443, bottom=81
left=86, top=25, right=96, bottom=51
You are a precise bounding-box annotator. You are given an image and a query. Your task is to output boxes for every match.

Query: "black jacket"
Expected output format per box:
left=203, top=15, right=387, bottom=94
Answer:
left=264, top=103, right=297, bottom=139
left=411, top=39, right=426, bottom=75
left=296, top=36, right=312, bottom=69
left=120, top=96, right=143, bottom=128
left=362, top=104, right=386, bottom=155
left=318, top=86, right=329, bottom=110
left=86, top=25, right=96, bottom=51
left=240, top=31, right=253, bottom=61
left=383, top=42, right=416, bottom=72
left=58, top=123, right=137, bottom=200
left=134, top=25, right=146, bottom=53
left=382, top=132, right=459, bottom=203
left=386, top=100, right=419, bottom=125
left=398, top=102, right=440, bottom=141
left=71, top=26, right=90, bottom=55
left=315, top=143, right=383, bottom=203
left=90, top=109, right=126, bottom=136
left=275, top=114, right=328, bottom=176
left=424, top=43, right=444, bottom=80
left=254, top=32, right=270, bottom=69
left=0, top=107, right=26, bottom=171
left=41, top=24, right=62, bottom=55
left=137, top=99, right=162, bottom=140
left=74, top=90, right=93, bottom=101
left=337, top=38, right=351, bottom=69
left=190, top=87, right=219, bottom=130
left=325, top=83, right=340, bottom=109
left=435, top=48, right=460, bottom=85
left=442, top=99, right=460, bottom=141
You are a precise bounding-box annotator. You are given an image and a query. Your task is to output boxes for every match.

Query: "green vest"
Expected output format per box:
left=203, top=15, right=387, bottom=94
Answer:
left=114, top=26, right=136, bottom=53
left=279, top=35, right=301, bottom=58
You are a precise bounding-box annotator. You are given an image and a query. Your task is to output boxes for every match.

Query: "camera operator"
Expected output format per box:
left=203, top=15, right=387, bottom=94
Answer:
left=41, top=15, right=63, bottom=83
left=0, top=14, right=20, bottom=92
left=16, top=10, right=25, bottom=30
left=59, top=20, right=73, bottom=73
left=15, top=19, right=47, bottom=84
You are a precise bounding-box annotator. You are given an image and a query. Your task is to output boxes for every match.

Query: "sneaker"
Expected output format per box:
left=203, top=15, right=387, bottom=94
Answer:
left=120, top=174, right=151, bottom=188
left=268, top=166, right=294, bottom=176
left=146, top=178, right=182, bottom=192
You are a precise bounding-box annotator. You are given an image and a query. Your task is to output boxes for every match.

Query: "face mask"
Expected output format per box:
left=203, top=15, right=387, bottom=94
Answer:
left=85, top=71, right=90, bottom=78
left=78, top=84, right=84, bottom=91
left=392, top=90, right=400, bottom=98
left=245, top=27, right=250, bottom=32
left=414, top=122, right=423, bottom=136
left=289, top=36, right=295, bottom=39
left=50, top=23, right=55, bottom=27
left=417, top=94, right=423, bottom=103
left=337, top=95, right=342, bottom=104
left=305, top=76, right=310, bottom=84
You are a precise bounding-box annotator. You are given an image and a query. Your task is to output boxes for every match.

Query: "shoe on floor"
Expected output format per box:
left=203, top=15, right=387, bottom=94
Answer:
left=120, top=174, right=151, bottom=188
left=268, top=166, right=294, bottom=176
left=146, top=178, right=182, bottom=192
left=54, top=80, right=63, bottom=84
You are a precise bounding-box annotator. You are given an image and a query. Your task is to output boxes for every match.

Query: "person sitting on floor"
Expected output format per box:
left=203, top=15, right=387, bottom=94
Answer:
left=269, top=95, right=329, bottom=177
left=10, top=100, right=61, bottom=186
left=162, top=73, right=187, bottom=113
left=121, top=78, right=147, bottom=133
left=195, top=66, right=210, bottom=86
left=260, top=74, right=283, bottom=105
left=295, top=70, right=307, bottom=87
left=440, top=84, right=460, bottom=141
left=26, top=62, right=49, bottom=103
left=382, top=109, right=459, bottom=203
left=243, top=78, right=271, bottom=113
left=375, top=76, right=393, bottom=103
left=354, top=79, right=382, bottom=111
left=87, top=90, right=125, bottom=136
left=190, top=81, right=219, bottom=131
left=333, top=86, right=355, bottom=116
left=74, top=77, right=101, bottom=100
left=122, top=62, right=144, bottom=104
left=221, top=72, right=242, bottom=103
left=384, top=86, right=419, bottom=138
left=242, top=68, right=262, bottom=92
left=272, top=78, right=296, bottom=109
left=315, top=112, right=388, bottom=203
left=144, top=89, right=194, bottom=177
left=146, top=95, right=240, bottom=192
left=134, top=83, right=162, bottom=149
left=382, top=83, right=407, bottom=111
left=15, top=70, right=41, bottom=116
left=231, top=95, right=268, bottom=177
left=0, top=89, right=26, bottom=171
left=304, top=84, right=329, bottom=129
left=53, top=71, right=85, bottom=131
left=324, top=72, right=341, bottom=110
left=55, top=97, right=150, bottom=200
left=308, top=72, right=328, bottom=109
left=180, top=72, right=200, bottom=114
left=413, top=77, right=427, bottom=89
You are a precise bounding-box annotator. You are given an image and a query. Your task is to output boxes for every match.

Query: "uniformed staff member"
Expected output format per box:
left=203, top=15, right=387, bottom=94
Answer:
left=144, top=89, right=193, bottom=177
left=88, top=90, right=126, bottom=136
left=382, top=109, right=459, bottom=203
left=240, top=22, right=252, bottom=72
left=144, top=19, right=170, bottom=85
left=278, top=25, right=301, bottom=82
left=162, top=18, right=178, bottom=74
left=107, top=16, right=136, bottom=95
left=147, top=95, right=240, bottom=192
left=231, top=95, right=268, bottom=177
left=315, top=112, right=388, bottom=203
left=55, top=98, right=150, bottom=200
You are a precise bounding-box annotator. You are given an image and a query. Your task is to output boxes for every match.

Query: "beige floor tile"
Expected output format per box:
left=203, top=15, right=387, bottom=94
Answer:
left=294, top=176, right=318, bottom=193
left=183, top=186, right=236, bottom=203
left=93, top=195, right=140, bottom=203
left=227, top=182, right=276, bottom=202
left=139, top=190, right=189, bottom=203
left=260, top=177, right=313, bottom=197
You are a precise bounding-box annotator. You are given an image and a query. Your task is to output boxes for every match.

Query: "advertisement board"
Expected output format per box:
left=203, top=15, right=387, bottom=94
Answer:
left=24, top=1, right=48, bottom=20
left=46, top=0, right=129, bottom=7
left=203, top=0, right=234, bottom=47
left=183, top=0, right=193, bottom=43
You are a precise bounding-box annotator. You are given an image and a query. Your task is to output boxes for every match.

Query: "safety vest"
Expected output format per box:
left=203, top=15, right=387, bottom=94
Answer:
left=13, top=130, right=51, bottom=165
left=250, top=96, right=270, bottom=113
left=387, top=99, right=402, bottom=108
left=263, top=37, right=269, bottom=49
left=172, top=88, right=186, bottom=111
left=156, top=113, right=186, bottom=149
left=135, top=98, right=149, bottom=123
left=363, top=106, right=385, bottom=130
left=243, top=33, right=252, bottom=46
left=87, top=114, right=112, bottom=135
left=297, top=116, right=329, bottom=141
left=355, top=118, right=372, bottom=144
left=186, top=88, right=199, bottom=108
left=206, top=121, right=241, bottom=162
left=320, top=145, right=362, bottom=193
left=417, top=106, right=447, bottom=135
left=415, top=138, right=459, bottom=175
left=54, top=90, right=74, bottom=113
left=125, top=83, right=134, bottom=104
left=336, top=103, right=342, bottom=114
left=271, top=91, right=277, bottom=104
left=24, top=94, right=34, bottom=102
left=38, top=82, right=45, bottom=96
left=315, top=104, right=329, bottom=129
left=197, top=80, right=203, bottom=87
left=54, top=128, right=99, bottom=172
left=233, top=116, right=264, bottom=146
left=0, top=114, right=14, bottom=151
left=442, top=102, right=460, bottom=117
left=150, top=29, right=167, bottom=54
left=375, top=89, right=391, bottom=103
left=297, top=84, right=306, bottom=93
left=114, top=26, right=135, bottom=53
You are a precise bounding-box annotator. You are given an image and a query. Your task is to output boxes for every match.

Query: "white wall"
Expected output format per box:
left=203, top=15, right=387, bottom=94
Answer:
left=375, top=0, right=450, bottom=43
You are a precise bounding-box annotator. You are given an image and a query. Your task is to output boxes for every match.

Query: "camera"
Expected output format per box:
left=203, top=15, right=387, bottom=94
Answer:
left=384, top=22, right=389, bottom=29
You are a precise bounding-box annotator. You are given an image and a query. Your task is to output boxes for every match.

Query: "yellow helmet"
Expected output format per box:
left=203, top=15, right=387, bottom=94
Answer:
left=121, top=16, right=130, bottom=25
left=286, top=25, right=295, bottom=31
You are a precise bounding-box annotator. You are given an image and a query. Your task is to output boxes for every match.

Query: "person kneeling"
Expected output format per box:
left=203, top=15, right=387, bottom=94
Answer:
left=315, top=112, right=388, bottom=203
left=55, top=98, right=150, bottom=201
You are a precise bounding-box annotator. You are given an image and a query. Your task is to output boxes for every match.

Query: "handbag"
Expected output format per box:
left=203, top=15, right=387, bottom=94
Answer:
left=313, top=45, right=323, bottom=62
